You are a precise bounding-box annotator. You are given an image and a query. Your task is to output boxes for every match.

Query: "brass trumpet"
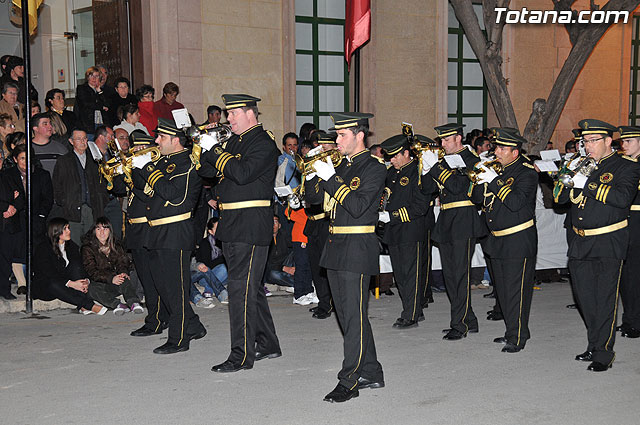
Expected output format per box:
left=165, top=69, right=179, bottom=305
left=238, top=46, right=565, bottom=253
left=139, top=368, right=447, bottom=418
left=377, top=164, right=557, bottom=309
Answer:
left=467, top=159, right=504, bottom=183
left=186, top=123, right=233, bottom=144
left=295, top=149, right=343, bottom=176
left=411, top=140, right=445, bottom=160
left=99, top=146, right=162, bottom=189
left=557, top=155, right=596, bottom=188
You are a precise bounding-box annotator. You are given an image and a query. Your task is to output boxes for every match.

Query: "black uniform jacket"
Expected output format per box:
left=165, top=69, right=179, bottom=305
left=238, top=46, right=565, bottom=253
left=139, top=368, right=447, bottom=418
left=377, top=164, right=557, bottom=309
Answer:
left=471, top=156, right=538, bottom=258
left=382, top=158, right=437, bottom=246
left=629, top=157, right=640, bottom=248
left=199, top=124, right=279, bottom=246
left=554, top=151, right=640, bottom=259
left=305, top=149, right=386, bottom=275
left=303, top=202, right=329, bottom=240
left=112, top=174, right=150, bottom=250
left=132, top=148, right=202, bottom=250
left=427, top=146, right=486, bottom=243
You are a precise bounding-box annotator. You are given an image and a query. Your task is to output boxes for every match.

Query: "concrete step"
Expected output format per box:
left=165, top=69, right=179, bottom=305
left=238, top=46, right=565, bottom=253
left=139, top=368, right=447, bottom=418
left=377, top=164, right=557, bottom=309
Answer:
left=0, top=295, right=75, bottom=314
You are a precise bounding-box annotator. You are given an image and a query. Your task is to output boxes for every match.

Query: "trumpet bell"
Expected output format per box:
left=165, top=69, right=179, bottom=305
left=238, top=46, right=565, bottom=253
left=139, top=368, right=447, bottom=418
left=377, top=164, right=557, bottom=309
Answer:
left=297, top=149, right=343, bottom=175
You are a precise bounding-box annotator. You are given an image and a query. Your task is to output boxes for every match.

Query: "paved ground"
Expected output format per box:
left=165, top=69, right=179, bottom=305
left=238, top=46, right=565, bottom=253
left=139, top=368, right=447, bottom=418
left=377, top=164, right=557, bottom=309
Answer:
left=1, top=281, right=639, bottom=425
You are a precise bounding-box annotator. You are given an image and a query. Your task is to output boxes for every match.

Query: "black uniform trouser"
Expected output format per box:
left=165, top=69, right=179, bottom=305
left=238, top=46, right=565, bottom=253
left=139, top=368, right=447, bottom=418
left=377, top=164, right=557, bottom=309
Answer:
left=485, top=254, right=502, bottom=314
left=421, top=230, right=433, bottom=305
left=131, top=248, right=169, bottom=333
left=389, top=241, right=427, bottom=322
left=620, top=244, right=640, bottom=329
left=148, top=249, right=204, bottom=346
left=308, top=229, right=332, bottom=313
left=223, top=242, right=280, bottom=366
left=489, top=256, right=535, bottom=347
left=0, top=232, right=14, bottom=296
left=327, top=269, right=383, bottom=390
left=569, top=257, right=623, bottom=366
left=440, top=238, right=478, bottom=333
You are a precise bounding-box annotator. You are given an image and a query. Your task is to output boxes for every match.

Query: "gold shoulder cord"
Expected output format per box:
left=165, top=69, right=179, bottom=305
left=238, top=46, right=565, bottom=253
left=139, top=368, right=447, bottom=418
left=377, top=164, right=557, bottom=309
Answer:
left=165, top=163, right=195, bottom=207
left=482, top=184, right=496, bottom=212
left=570, top=189, right=587, bottom=209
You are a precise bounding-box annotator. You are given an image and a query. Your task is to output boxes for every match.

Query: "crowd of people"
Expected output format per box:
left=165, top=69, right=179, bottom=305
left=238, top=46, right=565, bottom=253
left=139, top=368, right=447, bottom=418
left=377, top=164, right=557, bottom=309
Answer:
left=1, top=52, right=639, bottom=402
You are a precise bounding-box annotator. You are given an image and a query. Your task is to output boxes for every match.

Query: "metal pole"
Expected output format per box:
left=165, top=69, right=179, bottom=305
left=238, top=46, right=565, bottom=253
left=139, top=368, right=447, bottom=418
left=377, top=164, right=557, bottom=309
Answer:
left=21, top=0, right=33, bottom=314
left=353, top=50, right=360, bottom=112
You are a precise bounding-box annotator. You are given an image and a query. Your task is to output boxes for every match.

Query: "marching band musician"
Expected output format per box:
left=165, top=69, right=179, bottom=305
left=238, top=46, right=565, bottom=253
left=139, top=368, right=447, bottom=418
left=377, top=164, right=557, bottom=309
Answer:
left=470, top=128, right=538, bottom=353
left=199, top=94, right=282, bottom=373
left=421, top=124, right=486, bottom=341
left=616, top=126, right=640, bottom=339
left=304, top=112, right=385, bottom=403
left=129, top=118, right=207, bottom=354
left=379, top=133, right=437, bottom=328
left=553, top=119, right=640, bottom=372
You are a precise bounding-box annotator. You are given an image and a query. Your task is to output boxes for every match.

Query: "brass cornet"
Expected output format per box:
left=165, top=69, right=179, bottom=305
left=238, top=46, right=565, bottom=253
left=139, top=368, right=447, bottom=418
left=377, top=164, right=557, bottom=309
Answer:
left=467, top=159, right=504, bottom=183
left=411, top=140, right=445, bottom=160
left=99, top=146, right=162, bottom=189
left=295, top=149, right=343, bottom=177
left=557, top=155, right=597, bottom=188
left=186, top=123, right=233, bottom=144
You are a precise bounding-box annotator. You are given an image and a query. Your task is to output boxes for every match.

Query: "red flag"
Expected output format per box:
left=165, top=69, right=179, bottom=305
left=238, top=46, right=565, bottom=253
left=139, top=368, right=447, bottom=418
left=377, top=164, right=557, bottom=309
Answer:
left=345, top=0, right=371, bottom=69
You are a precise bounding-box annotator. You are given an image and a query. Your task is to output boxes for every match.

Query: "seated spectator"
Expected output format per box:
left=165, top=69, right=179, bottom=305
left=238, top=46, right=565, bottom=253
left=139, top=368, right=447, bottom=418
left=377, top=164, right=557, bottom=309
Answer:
left=114, top=103, right=149, bottom=135
left=47, top=110, right=69, bottom=145
left=112, top=77, right=138, bottom=114
left=0, top=82, right=25, bottom=132
left=2, top=131, right=24, bottom=170
left=263, top=215, right=294, bottom=290
left=191, top=217, right=229, bottom=308
left=45, top=88, right=77, bottom=138
left=81, top=217, right=142, bottom=315
left=136, top=84, right=158, bottom=135
left=114, top=127, right=131, bottom=152
left=153, top=82, right=184, bottom=120
left=0, top=113, right=15, bottom=167
left=32, top=218, right=106, bottom=315
left=565, top=140, right=577, bottom=154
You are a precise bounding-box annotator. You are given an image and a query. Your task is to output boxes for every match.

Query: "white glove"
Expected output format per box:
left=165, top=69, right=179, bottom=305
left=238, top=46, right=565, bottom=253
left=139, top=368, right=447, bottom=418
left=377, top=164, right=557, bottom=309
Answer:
left=132, top=152, right=152, bottom=169
left=199, top=134, right=219, bottom=152
left=305, top=172, right=317, bottom=181
left=378, top=211, right=390, bottom=223
left=288, top=195, right=301, bottom=209
left=477, top=166, right=498, bottom=184
left=307, top=146, right=324, bottom=157
left=572, top=172, right=588, bottom=189
left=421, top=150, right=439, bottom=174
left=313, top=157, right=336, bottom=181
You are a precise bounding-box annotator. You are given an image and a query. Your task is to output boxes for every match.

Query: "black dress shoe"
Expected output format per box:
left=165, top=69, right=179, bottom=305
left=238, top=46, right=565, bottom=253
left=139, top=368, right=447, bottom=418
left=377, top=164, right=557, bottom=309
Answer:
left=0, top=292, right=17, bottom=300
left=417, top=313, right=425, bottom=322
left=211, top=360, right=253, bottom=373
left=357, top=376, right=385, bottom=389
left=431, top=286, right=446, bottom=293
left=255, top=350, right=282, bottom=361
left=587, top=361, right=611, bottom=372
left=313, top=309, right=332, bottom=319
left=188, top=327, right=207, bottom=341
left=153, top=341, right=189, bottom=354
left=442, top=329, right=466, bottom=340
left=566, top=304, right=578, bottom=309
left=574, top=351, right=593, bottom=362
left=384, top=289, right=394, bottom=296
left=483, top=291, right=495, bottom=299
left=493, top=336, right=508, bottom=344
left=621, top=327, right=640, bottom=338
left=323, top=384, right=359, bottom=403
left=309, top=306, right=319, bottom=313
left=16, top=286, right=27, bottom=295
left=442, top=327, right=478, bottom=334
left=486, top=311, right=503, bottom=321
left=130, top=325, right=163, bottom=337
left=501, top=342, right=522, bottom=353
left=392, top=318, right=418, bottom=329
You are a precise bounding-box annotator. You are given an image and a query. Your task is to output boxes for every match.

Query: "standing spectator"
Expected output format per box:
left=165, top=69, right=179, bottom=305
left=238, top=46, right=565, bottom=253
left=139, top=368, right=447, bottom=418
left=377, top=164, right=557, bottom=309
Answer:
left=0, top=113, right=15, bottom=167
left=47, top=111, right=69, bottom=146
left=275, top=132, right=300, bottom=240
left=298, top=122, right=317, bottom=147
left=52, top=129, right=108, bottom=245
left=114, top=103, right=149, bottom=135
left=202, top=105, right=222, bottom=126
left=31, top=113, right=69, bottom=176
left=2, top=132, right=24, bottom=171
left=153, top=82, right=184, bottom=120
left=136, top=84, right=157, bottom=135
left=114, top=128, right=130, bottom=152
left=0, top=82, right=25, bottom=132
left=112, top=77, right=138, bottom=115
left=81, top=217, right=143, bottom=315
left=45, top=89, right=77, bottom=137
left=473, top=136, right=491, bottom=155
left=286, top=206, right=316, bottom=305
left=32, top=218, right=106, bottom=315
left=74, top=66, right=111, bottom=138
left=0, top=56, right=38, bottom=105
left=30, top=101, right=41, bottom=116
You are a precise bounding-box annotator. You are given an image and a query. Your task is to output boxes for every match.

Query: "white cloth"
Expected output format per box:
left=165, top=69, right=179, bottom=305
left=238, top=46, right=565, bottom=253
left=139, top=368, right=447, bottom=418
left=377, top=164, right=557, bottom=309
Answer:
left=132, top=152, right=152, bottom=169
left=74, top=151, right=87, bottom=169
left=477, top=166, right=498, bottom=184
left=59, top=243, right=69, bottom=266
left=572, top=172, right=588, bottom=189
left=113, top=120, right=149, bottom=136
left=378, top=211, right=390, bottom=223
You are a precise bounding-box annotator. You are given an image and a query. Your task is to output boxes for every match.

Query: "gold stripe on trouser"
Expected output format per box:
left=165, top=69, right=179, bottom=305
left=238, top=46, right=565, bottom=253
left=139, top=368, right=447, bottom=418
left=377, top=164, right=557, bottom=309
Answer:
left=241, top=246, right=255, bottom=366
left=440, top=200, right=474, bottom=210
left=154, top=297, right=162, bottom=332
left=178, top=250, right=185, bottom=346
left=461, top=238, right=471, bottom=334
left=516, top=258, right=527, bottom=346
left=411, top=242, right=420, bottom=321
left=604, top=260, right=624, bottom=366
left=348, top=274, right=365, bottom=391
left=424, top=231, right=431, bottom=299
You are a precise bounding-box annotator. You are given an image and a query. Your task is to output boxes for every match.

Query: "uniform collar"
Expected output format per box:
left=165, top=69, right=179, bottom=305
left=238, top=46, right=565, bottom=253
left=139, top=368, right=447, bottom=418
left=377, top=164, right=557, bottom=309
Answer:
left=399, top=157, right=415, bottom=170
left=597, top=150, right=615, bottom=164
left=451, top=146, right=466, bottom=155
left=503, top=155, right=521, bottom=169
left=348, top=149, right=369, bottom=162
left=238, top=123, right=262, bottom=142
left=166, top=147, right=189, bottom=158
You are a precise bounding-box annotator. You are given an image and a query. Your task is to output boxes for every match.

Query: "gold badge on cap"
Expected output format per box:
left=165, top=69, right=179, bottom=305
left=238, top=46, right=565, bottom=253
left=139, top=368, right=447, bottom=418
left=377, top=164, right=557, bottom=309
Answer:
left=399, top=176, right=409, bottom=186
left=166, top=164, right=176, bottom=174
left=600, top=173, right=613, bottom=183
left=588, top=182, right=598, bottom=190
left=350, top=176, right=361, bottom=190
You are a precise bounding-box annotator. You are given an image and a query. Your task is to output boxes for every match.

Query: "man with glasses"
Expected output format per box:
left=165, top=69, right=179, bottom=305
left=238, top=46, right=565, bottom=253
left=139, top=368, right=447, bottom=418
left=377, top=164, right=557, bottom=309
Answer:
left=553, top=119, right=640, bottom=372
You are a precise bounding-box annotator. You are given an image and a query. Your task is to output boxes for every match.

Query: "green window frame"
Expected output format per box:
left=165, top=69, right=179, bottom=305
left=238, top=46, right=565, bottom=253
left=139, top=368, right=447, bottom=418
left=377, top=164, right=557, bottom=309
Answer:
left=630, top=16, right=640, bottom=125
left=295, top=0, right=349, bottom=130
left=447, top=3, right=488, bottom=129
